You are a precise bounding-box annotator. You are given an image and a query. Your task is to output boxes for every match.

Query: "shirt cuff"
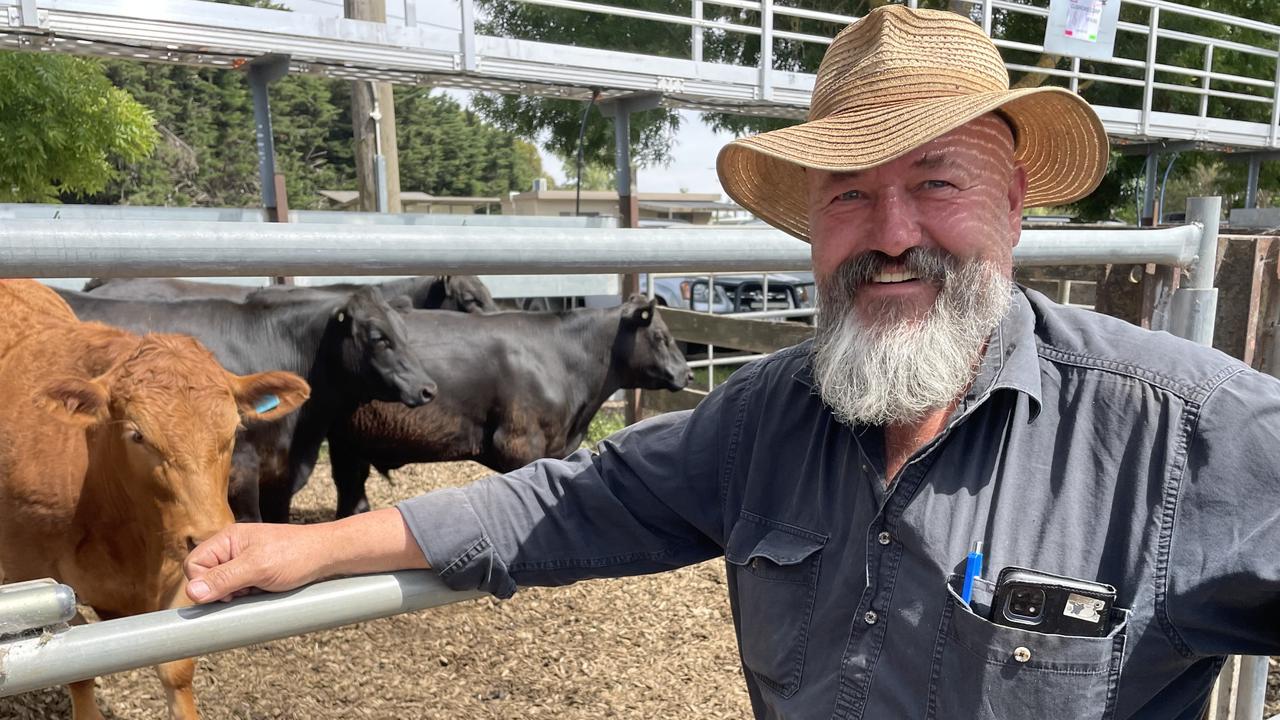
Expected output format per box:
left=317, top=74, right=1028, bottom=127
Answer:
left=397, top=488, right=517, bottom=599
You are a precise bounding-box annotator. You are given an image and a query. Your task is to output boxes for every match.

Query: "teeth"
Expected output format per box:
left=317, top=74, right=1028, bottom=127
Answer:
left=873, top=270, right=920, bottom=283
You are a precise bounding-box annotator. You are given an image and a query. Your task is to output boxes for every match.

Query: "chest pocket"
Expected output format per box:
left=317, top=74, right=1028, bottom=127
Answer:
left=724, top=511, right=826, bottom=699
left=926, top=578, right=1130, bottom=720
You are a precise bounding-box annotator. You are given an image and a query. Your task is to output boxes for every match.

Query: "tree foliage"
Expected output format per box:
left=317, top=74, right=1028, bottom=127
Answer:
left=0, top=52, right=157, bottom=202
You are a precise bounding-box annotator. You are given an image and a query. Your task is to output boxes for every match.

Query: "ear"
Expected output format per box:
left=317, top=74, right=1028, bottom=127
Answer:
left=1007, top=163, right=1028, bottom=248
left=230, top=371, right=311, bottom=424
left=623, top=297, right=656, bottom=327
left=36, top=377, right=110, bottom=427
left=386, top=295, right=414, bottom=313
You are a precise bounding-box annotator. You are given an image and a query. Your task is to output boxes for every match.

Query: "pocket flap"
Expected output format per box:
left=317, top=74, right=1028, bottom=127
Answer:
left=726, top=512, right=826, bottom=567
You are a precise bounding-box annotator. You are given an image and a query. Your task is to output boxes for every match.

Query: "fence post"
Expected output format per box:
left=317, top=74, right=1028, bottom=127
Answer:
left=1168, top=197, right=1220, bottom=346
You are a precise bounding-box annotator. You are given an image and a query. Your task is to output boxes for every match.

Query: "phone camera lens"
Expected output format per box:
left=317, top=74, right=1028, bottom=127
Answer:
left=1003, top=586, right=1047, bottom=623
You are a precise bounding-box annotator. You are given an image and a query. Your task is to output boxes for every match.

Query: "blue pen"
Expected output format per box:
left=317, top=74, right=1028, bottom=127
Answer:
left=961, top=540, right=984, bottom=606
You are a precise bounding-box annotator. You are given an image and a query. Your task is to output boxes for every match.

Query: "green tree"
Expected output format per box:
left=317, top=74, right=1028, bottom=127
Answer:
left=0, top=52, right=157, bottom=202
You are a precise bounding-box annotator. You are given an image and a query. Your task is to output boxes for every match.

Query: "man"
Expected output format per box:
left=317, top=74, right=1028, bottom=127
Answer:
left=185, top=6, right=1280, bottom=719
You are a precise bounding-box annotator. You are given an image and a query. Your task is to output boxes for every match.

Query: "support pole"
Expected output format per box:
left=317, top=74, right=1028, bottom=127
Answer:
left=1142, top=153, right=1160, bottom=226
left=600, top=94, right=662, bottom=424
left=1169, top=197, right=1221, bottom=346
left=246, top=54, right=290, bottom=222
left=1246, top=155, right=1261, bottom=209
left=247, top=54, right=293, bottom=285
left=347, top=0, right=402, bottom=213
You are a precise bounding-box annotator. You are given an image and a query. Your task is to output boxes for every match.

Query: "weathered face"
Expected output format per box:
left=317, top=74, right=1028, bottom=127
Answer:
left=39, top=334, right=309, bottom=561
left=339, top=286, right=437, bottom=407
left=805, top=114, right=1026, bottom=327
left=615, top=295, right=693, bottom=392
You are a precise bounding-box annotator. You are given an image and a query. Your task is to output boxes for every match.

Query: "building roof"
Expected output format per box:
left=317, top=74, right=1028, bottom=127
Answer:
left=319, top=190, right=500, bottom=207
left=511, top=190, right=725, bottom=203
left=639, top=199, right=743, bottom=213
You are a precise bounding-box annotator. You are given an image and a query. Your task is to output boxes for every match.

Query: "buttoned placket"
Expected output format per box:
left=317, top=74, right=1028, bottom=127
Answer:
left=833, top=329, right=1012, bottom=719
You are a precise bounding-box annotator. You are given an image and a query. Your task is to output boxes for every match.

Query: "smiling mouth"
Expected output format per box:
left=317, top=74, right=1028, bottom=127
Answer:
left=871, top=270, right=922, bottom=284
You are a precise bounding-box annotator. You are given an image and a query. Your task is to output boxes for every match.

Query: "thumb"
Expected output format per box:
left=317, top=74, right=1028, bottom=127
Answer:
left=187, top=558, right=255, bottom=603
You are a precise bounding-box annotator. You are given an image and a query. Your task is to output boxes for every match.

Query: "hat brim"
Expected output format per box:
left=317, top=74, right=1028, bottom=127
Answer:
left=716, top=87, right=1108, bottom=242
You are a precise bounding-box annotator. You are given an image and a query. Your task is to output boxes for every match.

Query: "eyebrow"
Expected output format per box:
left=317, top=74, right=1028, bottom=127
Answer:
left=912, top=153, right=962, bottom=171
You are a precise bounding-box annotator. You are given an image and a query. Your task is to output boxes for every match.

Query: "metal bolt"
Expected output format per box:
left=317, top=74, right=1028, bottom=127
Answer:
left=1013, top=646, right=1032, bottom=663
left=864, top=610, right=878, bottom=625
left=877, top=531, right=892, bottom=546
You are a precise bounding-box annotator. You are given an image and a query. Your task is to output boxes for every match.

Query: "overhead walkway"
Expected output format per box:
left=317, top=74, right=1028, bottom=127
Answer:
left=3, top=0, right=1279, bottom=144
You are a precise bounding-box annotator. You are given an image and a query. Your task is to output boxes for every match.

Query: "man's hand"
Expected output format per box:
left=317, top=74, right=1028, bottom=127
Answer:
left=184, top=508, right=431, bottom=604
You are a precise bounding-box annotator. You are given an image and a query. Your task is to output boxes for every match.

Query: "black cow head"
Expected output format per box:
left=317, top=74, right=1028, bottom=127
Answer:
left=332, top=286, right=436, bottom=407
left=392, top=275, right=498, bottom=313
left=614, top=294, right=692, bottom=392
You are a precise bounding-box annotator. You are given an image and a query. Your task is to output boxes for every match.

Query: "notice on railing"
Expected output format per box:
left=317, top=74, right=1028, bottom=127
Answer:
left=1063, top=0, right=1104, bottom=42
left=1043, top=0, right=1120, bottom=61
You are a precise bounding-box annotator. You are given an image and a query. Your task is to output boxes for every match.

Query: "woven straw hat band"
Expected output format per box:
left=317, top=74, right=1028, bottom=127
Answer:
left=716, top=4, right=1109, bottom=242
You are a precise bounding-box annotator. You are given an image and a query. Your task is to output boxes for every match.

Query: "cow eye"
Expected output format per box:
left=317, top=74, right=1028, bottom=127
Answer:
left=129, top=429, right=145, bottom=445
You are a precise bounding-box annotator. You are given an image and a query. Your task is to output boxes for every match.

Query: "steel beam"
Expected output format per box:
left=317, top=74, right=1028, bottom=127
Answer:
left=0, top=572, right=484, bottom=697
left=0, top=221, right=1203, bottom=278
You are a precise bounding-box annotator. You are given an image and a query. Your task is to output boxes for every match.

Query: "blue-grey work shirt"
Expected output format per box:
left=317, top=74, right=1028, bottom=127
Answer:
left=398, top=286, right=1280, bottom=719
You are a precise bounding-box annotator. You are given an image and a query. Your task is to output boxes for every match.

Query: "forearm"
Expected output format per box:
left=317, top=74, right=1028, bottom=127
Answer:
left=320, top=507, right=431, bottom=578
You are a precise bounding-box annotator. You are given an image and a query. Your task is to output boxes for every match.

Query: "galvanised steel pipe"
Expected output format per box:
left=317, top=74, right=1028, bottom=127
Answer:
left=0, top=221, right=1201, bottom=278
left=0, top=571, right=483, bottom=698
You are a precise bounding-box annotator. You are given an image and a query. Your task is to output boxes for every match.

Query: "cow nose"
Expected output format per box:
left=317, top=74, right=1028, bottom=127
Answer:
left=185, top=536, right=200, bottom=553
left=419, top=384, right=436, bottom=404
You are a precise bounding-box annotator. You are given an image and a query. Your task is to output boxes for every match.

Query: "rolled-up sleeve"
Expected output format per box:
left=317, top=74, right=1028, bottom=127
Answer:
left=397, top=363, right=758, bottom=597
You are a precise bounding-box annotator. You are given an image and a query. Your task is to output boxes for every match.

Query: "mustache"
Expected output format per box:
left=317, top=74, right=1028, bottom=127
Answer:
left=830, top=247, right=958, bottom=292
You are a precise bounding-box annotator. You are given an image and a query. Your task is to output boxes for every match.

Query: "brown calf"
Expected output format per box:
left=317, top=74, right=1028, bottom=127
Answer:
left=0, top=280, right=310, bottom=720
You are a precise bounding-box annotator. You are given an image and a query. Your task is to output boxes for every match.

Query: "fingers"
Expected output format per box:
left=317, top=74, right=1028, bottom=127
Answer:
left=184, top=525, right=259, bottom=603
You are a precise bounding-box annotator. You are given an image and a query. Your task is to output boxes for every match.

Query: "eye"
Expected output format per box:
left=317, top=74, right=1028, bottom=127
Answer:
left=129, top=429, right=145, bottom=445
left=835, top=189, right=863, bottom=202
left=921, top=179, right=957, bottom=190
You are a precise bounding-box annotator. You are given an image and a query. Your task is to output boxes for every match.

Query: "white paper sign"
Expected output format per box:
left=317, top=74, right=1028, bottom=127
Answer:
left=1044, top=0, right=1122, bottom=61
left=1064, top=0, right=1104, bottom=43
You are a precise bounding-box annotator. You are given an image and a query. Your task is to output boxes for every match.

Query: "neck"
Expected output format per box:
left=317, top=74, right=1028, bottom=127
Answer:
left=882, top=404, right=956, bottom=485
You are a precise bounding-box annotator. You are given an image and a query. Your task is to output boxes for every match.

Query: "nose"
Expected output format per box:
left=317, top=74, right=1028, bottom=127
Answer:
left=402, top=380, right=436, bottom=407
left=869, top=190, right=921, bottom=257
left=185, top=535, right=200, bottom=553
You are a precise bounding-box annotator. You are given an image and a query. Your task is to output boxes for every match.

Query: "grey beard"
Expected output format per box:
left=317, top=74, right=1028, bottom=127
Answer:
left=810, top=258, right=1012, bottom=427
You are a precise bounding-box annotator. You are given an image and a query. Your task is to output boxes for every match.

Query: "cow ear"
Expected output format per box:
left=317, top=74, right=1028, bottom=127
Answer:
left=624, top=297, right=655, bottom=327
left=36, top=377, right=110, bottom=427
left=231, top=371, right=311, bottom=424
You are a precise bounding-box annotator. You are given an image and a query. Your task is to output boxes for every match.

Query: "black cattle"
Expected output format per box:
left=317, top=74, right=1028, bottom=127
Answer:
left=83, top=275, right=499, bottom=313
left=326, top=295, right=693, bottom=518
left=58, top=286, right=436, bottom=522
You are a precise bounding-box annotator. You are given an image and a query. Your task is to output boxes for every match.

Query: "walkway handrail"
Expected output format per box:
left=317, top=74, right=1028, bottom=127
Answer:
left=0, top=572, right=483, bottom=698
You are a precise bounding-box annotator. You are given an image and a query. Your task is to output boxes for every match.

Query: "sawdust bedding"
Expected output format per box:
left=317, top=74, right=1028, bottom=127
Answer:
left=0, top=457, right=751, bottom=719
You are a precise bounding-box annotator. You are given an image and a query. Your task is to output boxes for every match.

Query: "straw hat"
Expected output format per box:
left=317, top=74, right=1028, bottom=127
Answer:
left=716, top=5, right=1108, bottom=242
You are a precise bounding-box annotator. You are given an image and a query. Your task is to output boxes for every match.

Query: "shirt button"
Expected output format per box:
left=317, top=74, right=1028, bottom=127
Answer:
left=864, top=610, right=879, bottom=625
left=877, top=531, right=891, bottom=546
left=1013, top=646, right=1032, bottom=663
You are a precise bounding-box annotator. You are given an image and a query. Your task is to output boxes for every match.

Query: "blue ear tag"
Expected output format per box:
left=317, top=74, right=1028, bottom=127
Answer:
left=254, top=394, right=280, bottom=414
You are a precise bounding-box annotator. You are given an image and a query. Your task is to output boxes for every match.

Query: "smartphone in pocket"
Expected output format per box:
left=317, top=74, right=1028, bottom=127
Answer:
left=989, top=566, right=1117, bottom=637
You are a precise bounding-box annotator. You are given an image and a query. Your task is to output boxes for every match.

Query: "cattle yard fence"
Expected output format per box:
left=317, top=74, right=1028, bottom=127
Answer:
left=0, top=197, right=1271, bottom=720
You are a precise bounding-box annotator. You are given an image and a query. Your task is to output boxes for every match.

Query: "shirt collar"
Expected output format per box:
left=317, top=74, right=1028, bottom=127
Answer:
left=792, top=286, right=1043, bottom=420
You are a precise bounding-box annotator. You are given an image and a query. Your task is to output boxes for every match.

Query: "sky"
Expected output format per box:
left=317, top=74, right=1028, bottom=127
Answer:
left=282, top=0, right=740, bottom=197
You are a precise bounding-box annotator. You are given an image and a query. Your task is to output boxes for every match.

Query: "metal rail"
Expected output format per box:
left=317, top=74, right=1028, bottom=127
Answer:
left=0, top=571, right=484, bottom=697
left=0, top=221, right=1203, bottom=278
left=2, top=0, right=1279, bottom=147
